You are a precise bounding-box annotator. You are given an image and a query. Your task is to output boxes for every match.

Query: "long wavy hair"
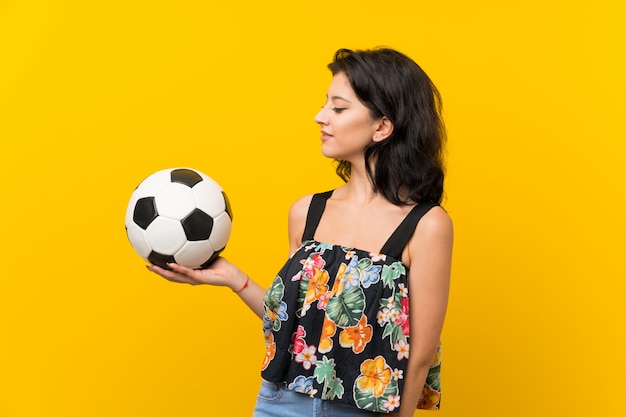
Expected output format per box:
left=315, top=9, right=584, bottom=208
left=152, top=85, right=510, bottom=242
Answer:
left=328, top=48, right=446, bottom=205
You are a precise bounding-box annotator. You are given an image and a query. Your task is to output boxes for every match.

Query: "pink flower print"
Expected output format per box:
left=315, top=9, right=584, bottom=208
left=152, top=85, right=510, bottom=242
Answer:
left=377, top=309, right=390, bottom=326
left=389, top=309, right=401, bottom=323
left=291, top=270, right=304, bottom=281
left=369, top=252, right=387, bottom=262
left=383, top=394, right=401, bottom=412
left=398, top=283, right=408, bottom=297
left=295, top=344, right=317, bottom=370
left=398, top=297, right=410, bottom=336
left=401, top=296, right=409, bottom=312
left=317, top=290, right=331, bottom=310
left=292, top=325, right=306, bottom=354
left=300, top=253, right=325, bottom=279
left=397, top=312, right=409, bottom=336
left=392, top=368, right=404, bottom=381
left=300, top=258, right=316, bottom=276
left=394, top=339, right=410, bottom=360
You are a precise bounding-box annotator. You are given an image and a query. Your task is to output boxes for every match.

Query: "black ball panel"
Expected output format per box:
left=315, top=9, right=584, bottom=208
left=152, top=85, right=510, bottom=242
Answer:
left=134, top=197, right=158, bottom=229
left=181, top=208, right=213, bottom=241
left=148, top=251, right=176, bottom=270
left=171, top=168, right=203, bottom=188
left=222, top=191, right=233, bottom=220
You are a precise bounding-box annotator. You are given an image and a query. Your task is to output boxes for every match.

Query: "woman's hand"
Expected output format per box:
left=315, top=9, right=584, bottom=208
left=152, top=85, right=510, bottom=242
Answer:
left=146, top=257, right=244, bottom=290
left=146, top=257, right=267, bottom=319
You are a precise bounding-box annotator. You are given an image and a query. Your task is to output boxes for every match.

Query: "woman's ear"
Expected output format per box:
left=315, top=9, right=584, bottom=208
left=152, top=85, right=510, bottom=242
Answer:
left=373, top=116, right=394, bottom=142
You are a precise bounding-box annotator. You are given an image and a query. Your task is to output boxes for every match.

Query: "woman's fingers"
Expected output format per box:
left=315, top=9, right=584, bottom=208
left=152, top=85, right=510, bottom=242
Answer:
left=146, top=264, right=196, bottom=284
left=145, top=258, right=237, bottom=287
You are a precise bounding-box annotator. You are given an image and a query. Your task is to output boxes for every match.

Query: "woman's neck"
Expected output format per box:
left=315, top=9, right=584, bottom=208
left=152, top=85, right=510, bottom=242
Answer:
left=336, top=164, right=383, bottom=206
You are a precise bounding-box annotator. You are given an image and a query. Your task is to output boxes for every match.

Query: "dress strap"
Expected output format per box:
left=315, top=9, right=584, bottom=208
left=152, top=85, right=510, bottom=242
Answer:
left=301, top=190, right=334, bottom=242
left=379, top=202, right=438, bottom=260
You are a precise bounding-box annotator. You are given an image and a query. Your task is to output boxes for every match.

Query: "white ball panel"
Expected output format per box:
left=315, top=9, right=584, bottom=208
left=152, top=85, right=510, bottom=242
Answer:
left=155, top=183, right=196, bottom=220
left=209, top=212, right=232, bottom=251
left=193, top=179, right=226, bottom=217
left=175, top=240, right=216, bottom=269
left=126, top=222, right=152, bottom=258
left=133, top=169, right=173, bottom=199
left=145, top=217, right=187, bottom=254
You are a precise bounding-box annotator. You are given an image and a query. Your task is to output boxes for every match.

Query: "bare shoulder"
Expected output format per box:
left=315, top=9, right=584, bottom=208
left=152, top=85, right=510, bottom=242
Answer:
left=287, top=194, right=315, bottom=252
left=288, top=194, right=314, bottom=227
left=405, top=205, right=453, bottom=267
left=416, top=205, right=453, bottom=238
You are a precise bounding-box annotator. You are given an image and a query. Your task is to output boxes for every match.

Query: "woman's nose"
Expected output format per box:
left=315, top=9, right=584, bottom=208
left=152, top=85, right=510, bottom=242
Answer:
left=314, top=107, right=327, bottom=125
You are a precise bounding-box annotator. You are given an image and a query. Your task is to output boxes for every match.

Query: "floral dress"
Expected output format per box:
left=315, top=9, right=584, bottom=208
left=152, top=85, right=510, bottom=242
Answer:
left=261, top=191, right=442, bottom=413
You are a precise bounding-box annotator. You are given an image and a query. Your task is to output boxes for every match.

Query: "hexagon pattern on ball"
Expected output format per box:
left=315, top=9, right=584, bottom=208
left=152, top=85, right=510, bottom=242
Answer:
left=125, top=167, right=232, bottom=270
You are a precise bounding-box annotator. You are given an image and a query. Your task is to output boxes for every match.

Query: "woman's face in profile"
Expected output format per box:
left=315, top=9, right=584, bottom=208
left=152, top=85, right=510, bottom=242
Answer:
left=314, top=72, right=378, bottom=162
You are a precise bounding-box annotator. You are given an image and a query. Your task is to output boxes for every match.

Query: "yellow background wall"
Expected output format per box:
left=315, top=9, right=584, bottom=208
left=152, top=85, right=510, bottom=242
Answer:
left=1, top=1, right=624, bottom=416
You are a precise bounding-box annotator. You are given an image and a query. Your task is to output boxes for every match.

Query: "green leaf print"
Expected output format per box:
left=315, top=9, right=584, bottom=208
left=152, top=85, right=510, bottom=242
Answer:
left=353, top=377, right=399, bottom=412
left=325, top=286, right=365, bottom=328
left=324, top=376, right=345, bottom=400
left=380, top=292, right=407, bottom=348
left=357, top=258, right=372, bottom=270
left=426, top=364, right=441, bottom=391
left=314, top=356, right=337, bottom=385
left=384, top=321, right=405, bottom=349
left=314, top=356, right=344, bottom=400
left=381, top=262, right=406, bottom=288
left=381, top=321, right=394, bottom=339
left=295, top=275, right=310, bottom=317
left=263, top=276, right=285, bottom=312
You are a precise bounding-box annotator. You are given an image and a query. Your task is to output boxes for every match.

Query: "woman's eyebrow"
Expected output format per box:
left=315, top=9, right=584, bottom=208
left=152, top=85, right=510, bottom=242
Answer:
left=330, top=95, right=352, bottom=103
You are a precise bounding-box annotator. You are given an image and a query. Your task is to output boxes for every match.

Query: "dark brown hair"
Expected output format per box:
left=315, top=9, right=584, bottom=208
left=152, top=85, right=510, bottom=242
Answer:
left=328, top=48, right=446, bottom=205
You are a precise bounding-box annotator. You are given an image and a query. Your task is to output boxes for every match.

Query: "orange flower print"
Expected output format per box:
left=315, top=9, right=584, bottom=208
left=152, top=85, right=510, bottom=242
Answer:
left=431, top=340, right=442, bottom=366
left=417, top=384, right=440, bottom=410
left=356, top=356, right=392, bottom=397
left=304, top=267, right=330, bottom=305
left=339, top=315, right=373, bottom=354
left=261, top=333, right=276, bottom=371
left=318, top=316, right=337, bottom=353
left=330, top=263, right=347, bottom=296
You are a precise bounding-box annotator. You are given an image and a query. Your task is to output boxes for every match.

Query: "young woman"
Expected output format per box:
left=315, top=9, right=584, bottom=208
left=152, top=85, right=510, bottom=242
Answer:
left=148, top=48, right=453, bottom=416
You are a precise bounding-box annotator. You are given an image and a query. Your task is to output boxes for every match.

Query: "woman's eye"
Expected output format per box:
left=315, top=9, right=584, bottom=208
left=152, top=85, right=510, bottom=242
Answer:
left=331, top=107, right=346, bottom=113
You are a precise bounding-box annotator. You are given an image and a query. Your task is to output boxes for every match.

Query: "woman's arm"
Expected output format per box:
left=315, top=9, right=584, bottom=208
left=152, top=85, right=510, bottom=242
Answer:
left=146, top=194, right=315, bottom=320
left=395, top=206, right=453, bottom=416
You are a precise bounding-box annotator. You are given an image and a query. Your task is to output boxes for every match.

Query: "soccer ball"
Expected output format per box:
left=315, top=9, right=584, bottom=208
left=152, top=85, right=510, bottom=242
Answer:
left=125, top=167, right=232, bottom=269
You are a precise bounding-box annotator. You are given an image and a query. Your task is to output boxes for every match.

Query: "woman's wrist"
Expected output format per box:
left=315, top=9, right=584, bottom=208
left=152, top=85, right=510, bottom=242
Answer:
left=232, top=274, right=250, bottom=294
